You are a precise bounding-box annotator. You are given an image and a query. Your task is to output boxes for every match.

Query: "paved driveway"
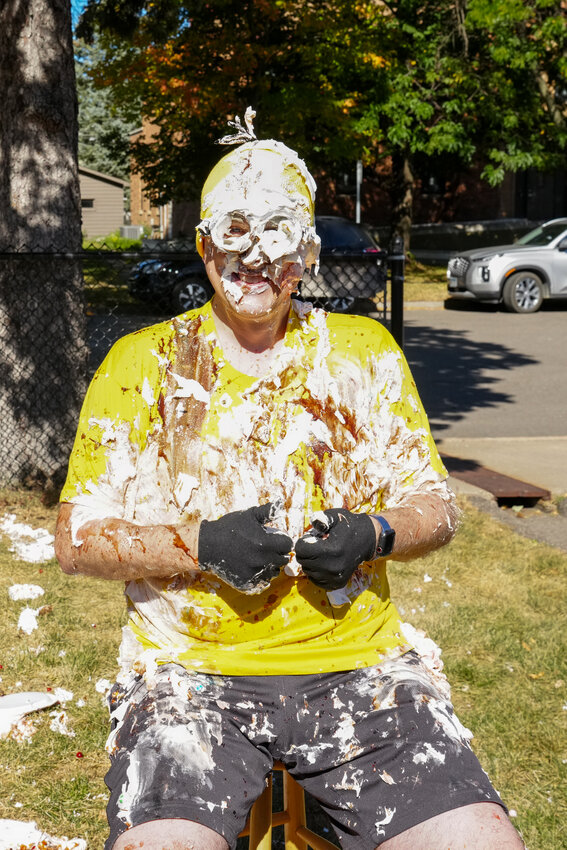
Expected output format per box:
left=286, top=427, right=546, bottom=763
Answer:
left=402, top=300, right=567, bottom=440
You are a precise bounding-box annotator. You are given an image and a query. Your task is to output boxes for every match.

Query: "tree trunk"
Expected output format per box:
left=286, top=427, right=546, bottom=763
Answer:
left=0, top=0, right=88, bottom=492
left=391, top=153, right=415, bottom=253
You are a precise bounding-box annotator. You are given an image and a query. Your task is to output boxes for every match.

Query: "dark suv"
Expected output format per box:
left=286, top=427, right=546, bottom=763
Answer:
left=128, top=247, right=212, bottom=313
left=301, top=216, right=387, bottom=311
left=128, top=216, right=386, bottom=313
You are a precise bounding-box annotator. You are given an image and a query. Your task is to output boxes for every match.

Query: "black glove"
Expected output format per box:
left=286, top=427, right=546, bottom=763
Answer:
left=295, top=509, right=376, bottom=590
left=198, top=503, right=293, bottom=593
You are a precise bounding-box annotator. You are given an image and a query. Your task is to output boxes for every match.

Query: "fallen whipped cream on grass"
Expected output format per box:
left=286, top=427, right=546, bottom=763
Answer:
left=0, top=691, right=60, bottom=739
left=0, top=819, right=86, bottom=850
left=9, top=583, right=45, bottom=601
left=17, top=607, right=42, bottom=635
left=0, top=514, right=55, bottom=563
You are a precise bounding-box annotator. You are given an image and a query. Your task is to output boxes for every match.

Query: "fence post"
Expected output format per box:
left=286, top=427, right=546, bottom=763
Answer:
left=388, top=234, right=405, bottom=350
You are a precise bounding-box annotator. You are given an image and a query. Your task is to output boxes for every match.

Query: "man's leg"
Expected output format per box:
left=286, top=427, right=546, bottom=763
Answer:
left=111, top=817, right=228, bottom=850
left=379, top=802, right=524, bottom=849
left=104, top=667, right=274, bottom=850
left=273, top=657, right=524, bottom=850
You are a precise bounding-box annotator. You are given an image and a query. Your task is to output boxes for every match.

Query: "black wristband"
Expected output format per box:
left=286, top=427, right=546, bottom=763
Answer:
left=371, top=514, right=396, bottom=557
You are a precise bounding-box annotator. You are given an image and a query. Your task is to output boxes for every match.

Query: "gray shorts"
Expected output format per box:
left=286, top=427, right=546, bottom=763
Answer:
left=104, top=652, right=504, bottom=849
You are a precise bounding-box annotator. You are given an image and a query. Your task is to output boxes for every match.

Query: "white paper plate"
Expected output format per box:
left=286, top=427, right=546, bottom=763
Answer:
left=0, top=691, right=59, bottom=712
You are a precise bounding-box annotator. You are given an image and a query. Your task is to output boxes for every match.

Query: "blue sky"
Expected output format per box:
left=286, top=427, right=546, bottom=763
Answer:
left=71, top=0, right=88, bottom=27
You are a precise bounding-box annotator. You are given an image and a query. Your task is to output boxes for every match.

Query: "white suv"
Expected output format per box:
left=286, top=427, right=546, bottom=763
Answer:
left=447, top=218, right=567, bottom=313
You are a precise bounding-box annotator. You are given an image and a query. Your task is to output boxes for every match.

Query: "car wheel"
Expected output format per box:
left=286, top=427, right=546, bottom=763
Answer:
left=172, top=278, right=213, bottom=312
left=502, top=272, right=544, bottom=313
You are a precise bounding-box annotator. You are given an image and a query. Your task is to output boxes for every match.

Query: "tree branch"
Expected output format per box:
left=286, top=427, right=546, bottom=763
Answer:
left=534, top=67, right=567, bottom=131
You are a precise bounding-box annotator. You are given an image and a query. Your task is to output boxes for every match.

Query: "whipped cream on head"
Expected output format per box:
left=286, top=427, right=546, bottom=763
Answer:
left=196, top=112, right=321, bottom=304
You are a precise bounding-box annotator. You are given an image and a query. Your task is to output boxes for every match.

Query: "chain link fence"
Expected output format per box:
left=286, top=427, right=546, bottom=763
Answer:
left=0, top=243, right=394, bottom=488
left=0, top=252, right=87, bottom=492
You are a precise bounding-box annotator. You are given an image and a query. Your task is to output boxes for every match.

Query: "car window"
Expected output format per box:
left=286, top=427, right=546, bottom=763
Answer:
left=517, top=221, right=567, bottom=246
left=316, top=219, right=376, bottom=250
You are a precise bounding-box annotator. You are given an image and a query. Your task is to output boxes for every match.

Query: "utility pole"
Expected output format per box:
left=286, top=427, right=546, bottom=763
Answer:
left=389, top=234, right=405, bottom=350
left=355, top=160, right=363, bottom=223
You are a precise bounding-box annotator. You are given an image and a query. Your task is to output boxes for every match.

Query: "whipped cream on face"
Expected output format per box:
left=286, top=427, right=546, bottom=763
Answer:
left=219, top=253, right=273, bottom=305
left=208, top=209, right=304, bottom=262
left=202, top=204, right=320, bottom=305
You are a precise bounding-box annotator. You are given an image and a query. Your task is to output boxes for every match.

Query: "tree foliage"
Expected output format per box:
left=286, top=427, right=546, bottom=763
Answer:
left=78, top=0, right=391, bottom=201
left=78, top=0, right=567, bottom=232
left=465, top=0, right=567, bottom=183
left=352, top=0, right=567, bottom=231
left=75, top=37, right=140, bottom=180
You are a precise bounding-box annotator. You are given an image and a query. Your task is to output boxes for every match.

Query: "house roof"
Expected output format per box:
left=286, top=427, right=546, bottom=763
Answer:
left=78, top=165, right=128, bottom=187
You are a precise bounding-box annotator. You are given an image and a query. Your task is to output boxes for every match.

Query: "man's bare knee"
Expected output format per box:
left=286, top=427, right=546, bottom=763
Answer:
left=111, top=818, right=229, bottom=850
left=379, top=802, right=525, bottom=849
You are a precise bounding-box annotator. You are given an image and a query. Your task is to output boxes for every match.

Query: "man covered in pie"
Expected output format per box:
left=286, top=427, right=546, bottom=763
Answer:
left=55, top=109, right=524, bottom=850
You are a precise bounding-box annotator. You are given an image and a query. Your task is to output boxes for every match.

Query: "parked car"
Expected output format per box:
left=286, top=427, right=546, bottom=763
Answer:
left=128, top=217, right=387, bottom=313
left=446, top=218, right=567, bottom=313
left=300, top=216, right=387, bottom=312
left=128, top=253, right=213, bottom=313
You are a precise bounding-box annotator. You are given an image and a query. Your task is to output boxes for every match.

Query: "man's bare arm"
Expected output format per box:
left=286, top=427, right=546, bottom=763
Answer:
left=370, top=490, right=460, bottom=562
left=55, top=502, right=199, bottom=581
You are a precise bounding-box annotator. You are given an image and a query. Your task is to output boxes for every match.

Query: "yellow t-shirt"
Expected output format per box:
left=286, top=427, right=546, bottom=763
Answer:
left=61, top=300, right=449, bottom=676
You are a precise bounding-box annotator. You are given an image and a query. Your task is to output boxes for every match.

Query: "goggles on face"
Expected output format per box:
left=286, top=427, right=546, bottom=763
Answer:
left=202, top=210, right=304, bottom=264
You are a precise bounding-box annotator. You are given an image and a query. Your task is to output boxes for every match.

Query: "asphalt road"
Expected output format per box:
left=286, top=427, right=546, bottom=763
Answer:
left=401, top=298, right=567, bottom=552
left=402, top=299, right=567, bottom=440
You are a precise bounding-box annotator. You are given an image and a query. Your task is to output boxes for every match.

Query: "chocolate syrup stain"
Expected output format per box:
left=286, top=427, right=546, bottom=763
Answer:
left=170, top=528, right=198, bottom=565
left=157, top=316, right=217, bottom=484
left=102, top=525, right=123, bottom=562
left=157, top=391, right=166, bottom=422
left=171, top=531, right=189, bottom=554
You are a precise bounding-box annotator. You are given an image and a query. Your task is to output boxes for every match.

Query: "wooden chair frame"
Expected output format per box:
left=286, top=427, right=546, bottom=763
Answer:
left=239, top=761, right=339, bottom=850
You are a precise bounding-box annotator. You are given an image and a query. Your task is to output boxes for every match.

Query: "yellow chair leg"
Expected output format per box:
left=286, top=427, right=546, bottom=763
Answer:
left=248, top=771, right=273, bottom=850
left=242, top=763, right=340, bottom=850
left=282, top=769, right=308, bottom=850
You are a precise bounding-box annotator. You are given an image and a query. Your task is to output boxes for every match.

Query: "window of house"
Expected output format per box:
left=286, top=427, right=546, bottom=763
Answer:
left=81, top=199, right=94, bottom=208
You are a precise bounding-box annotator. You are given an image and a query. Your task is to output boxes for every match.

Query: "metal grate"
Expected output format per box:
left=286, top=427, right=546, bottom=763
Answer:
left=447, top=256, right=470, bottom=278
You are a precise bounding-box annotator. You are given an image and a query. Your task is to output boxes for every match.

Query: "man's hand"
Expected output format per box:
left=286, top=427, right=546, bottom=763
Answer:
left=198, top=503, right=293, bottom=593
left=294, top=509, right=376, bottom=590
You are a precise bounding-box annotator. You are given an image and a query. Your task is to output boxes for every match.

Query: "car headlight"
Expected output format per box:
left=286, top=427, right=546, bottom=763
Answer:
left=135, top=260, right=167, bottom=274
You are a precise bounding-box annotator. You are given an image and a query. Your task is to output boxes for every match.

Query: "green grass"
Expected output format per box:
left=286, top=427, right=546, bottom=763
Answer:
left=0, top=488, right=125, bottom=845
left=389, top=505, right=567, bottom=849
left=82, top=254, right=146, bottom=315
left=0, top=489, right=565, bottom=847
left=402, top=259, right=447, bottom=301
left=83, top=232, right=144, bottom=252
